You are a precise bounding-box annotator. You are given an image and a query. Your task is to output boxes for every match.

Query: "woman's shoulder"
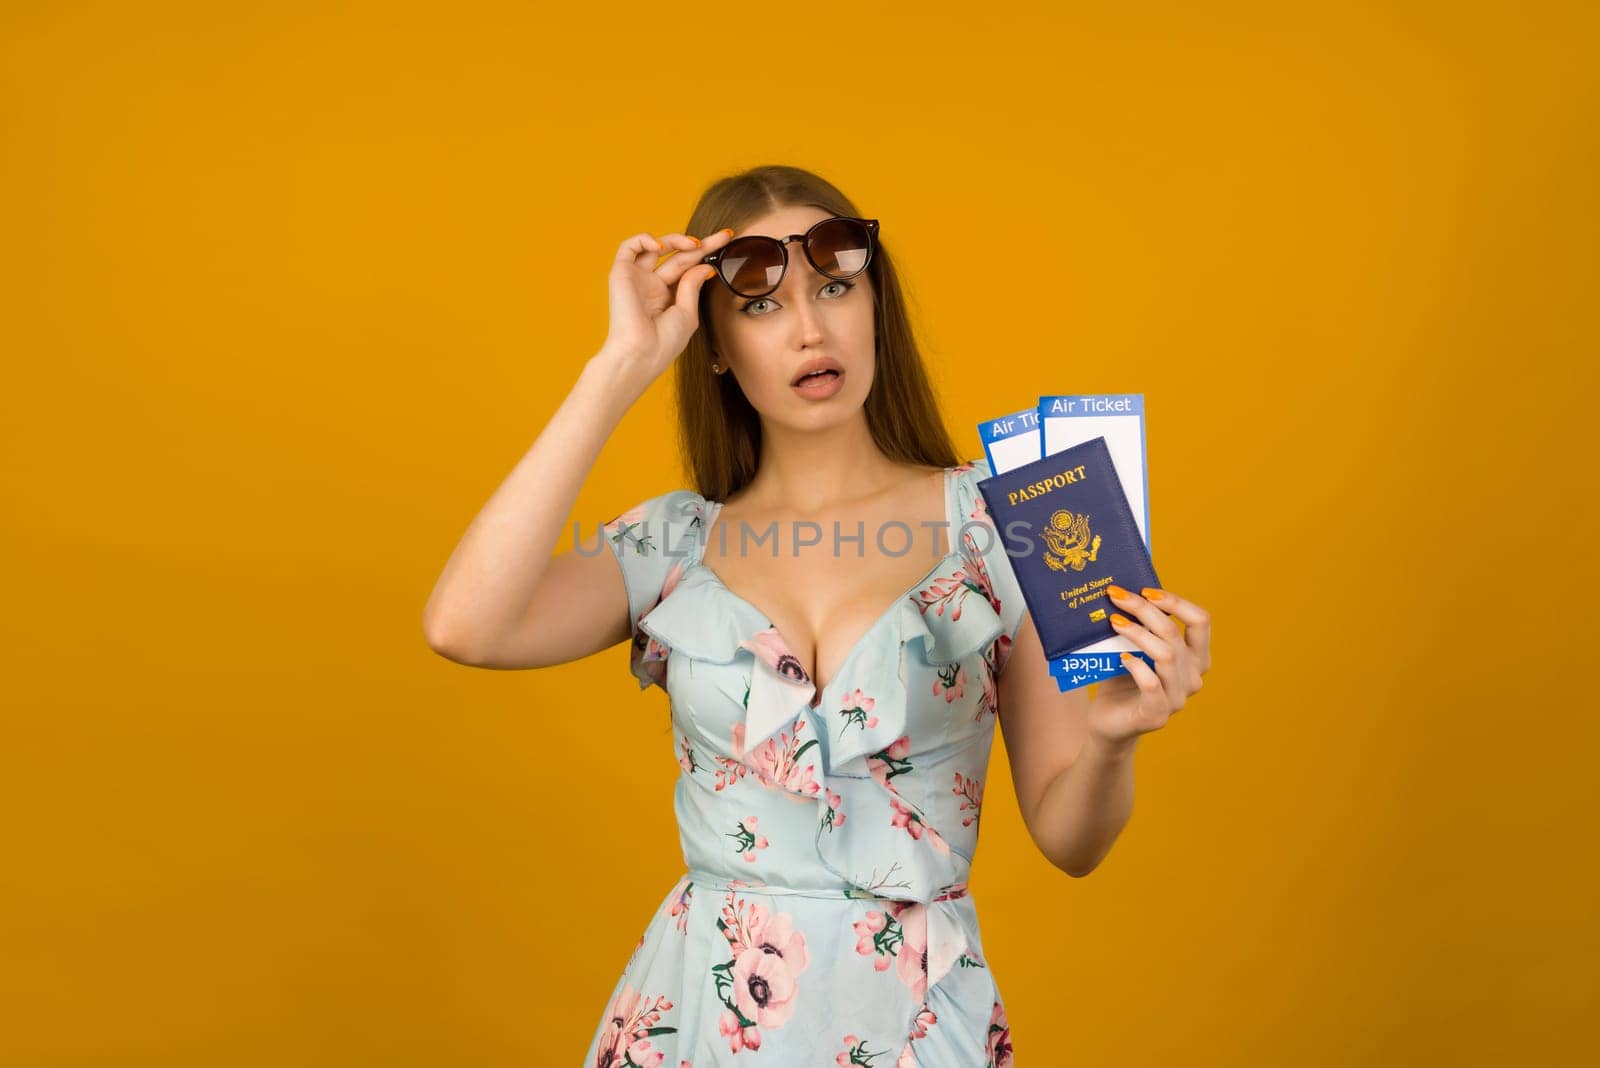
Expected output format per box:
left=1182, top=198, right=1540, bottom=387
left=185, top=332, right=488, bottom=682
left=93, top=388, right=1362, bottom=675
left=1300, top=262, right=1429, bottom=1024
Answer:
left=602, top=486, right=713, bottom=651
left=602, top=486, right=713, bottom=572
left=603, top=486, right=710, bottom=530
left=949, top=455, right=993, bottom=505
left=953, top=455, right=992, bottom=478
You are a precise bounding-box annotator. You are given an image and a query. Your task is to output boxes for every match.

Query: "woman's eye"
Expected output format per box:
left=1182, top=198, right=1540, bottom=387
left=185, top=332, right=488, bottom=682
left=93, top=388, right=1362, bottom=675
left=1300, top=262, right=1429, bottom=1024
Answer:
left=739, top=279, right=855, bottom=316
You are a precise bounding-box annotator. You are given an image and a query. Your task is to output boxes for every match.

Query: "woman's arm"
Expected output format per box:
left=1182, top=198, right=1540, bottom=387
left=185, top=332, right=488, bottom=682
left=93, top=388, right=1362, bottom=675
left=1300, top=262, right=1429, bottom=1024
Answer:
left=421, top=347, right=647, bottom=667
left=996, top=615, right=1136, bottom=877
left=997, top=584, right=1210, bottom=876
left=422, top=229, right=732, bottom=669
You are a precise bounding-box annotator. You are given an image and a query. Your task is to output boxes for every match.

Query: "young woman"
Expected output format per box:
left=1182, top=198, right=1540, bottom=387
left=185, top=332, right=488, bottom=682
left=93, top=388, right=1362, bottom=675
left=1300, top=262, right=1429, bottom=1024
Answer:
left=423, top=164, right=1212, bottom=1066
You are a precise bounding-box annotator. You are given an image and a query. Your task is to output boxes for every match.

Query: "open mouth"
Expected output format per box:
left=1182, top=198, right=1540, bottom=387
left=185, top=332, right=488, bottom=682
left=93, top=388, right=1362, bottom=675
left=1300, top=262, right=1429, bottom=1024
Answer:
left=793, top=369, right=841, bottom=386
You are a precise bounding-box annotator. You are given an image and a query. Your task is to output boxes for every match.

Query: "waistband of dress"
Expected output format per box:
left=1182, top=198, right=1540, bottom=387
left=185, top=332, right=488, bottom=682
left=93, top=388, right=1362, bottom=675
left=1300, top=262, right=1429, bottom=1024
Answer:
left=681, top=868, right=971, bottom=903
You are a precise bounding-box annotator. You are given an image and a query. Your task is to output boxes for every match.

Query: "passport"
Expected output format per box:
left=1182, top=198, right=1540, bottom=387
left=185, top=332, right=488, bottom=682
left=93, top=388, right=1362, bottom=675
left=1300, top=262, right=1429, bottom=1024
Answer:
left=976, top=436, right=1162, bottom=661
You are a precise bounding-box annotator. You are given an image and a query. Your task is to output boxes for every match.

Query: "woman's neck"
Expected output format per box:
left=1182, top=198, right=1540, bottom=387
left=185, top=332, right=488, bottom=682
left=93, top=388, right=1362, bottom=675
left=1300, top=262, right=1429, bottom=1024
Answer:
left=742, top=419, right=915, bottom=514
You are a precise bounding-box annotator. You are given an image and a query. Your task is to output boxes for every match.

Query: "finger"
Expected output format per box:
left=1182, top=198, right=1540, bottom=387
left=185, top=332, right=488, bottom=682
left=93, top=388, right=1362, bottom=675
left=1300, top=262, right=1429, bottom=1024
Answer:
left=651, top=232, right=703, bottom=277
left=672, top=262, right=720, bottom=320
left=1107, top=585, right=1181, bottom=643
left=1117, top=651, right=1164, bottom=698
left=656, top=228, right=736, bottom=286
left=1108, top=611, right=1166, bottom=661
left=1108, top=612, right=1186, bottom=704
left=633, top=234, right=675, bottom=270
left=1140, top=587, right=1211, bottom=674
left=617, top=232, right=666, bottom=268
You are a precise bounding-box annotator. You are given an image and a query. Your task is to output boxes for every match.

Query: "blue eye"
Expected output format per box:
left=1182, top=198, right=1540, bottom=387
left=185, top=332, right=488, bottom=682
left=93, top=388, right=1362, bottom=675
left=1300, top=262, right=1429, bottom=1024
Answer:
left=738, top=279, right=855, bottom=317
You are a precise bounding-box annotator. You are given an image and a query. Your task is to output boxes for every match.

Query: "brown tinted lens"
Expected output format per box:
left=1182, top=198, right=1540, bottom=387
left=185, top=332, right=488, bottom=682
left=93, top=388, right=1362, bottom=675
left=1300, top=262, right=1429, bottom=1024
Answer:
left=719, top=236, right=786, bottom=297
left=806, top=218, right=872, bottom=277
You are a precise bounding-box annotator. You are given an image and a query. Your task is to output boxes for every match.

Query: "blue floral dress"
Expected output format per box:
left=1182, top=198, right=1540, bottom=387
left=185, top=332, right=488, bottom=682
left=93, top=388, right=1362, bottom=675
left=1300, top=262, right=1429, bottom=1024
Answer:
left=586, top=458, right=1024, bottom=1067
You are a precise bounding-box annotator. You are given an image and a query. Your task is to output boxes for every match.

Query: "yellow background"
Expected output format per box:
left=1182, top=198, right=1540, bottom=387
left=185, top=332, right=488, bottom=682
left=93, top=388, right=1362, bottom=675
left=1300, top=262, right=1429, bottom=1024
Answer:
left=4, top=1, right=1595, bottom=1063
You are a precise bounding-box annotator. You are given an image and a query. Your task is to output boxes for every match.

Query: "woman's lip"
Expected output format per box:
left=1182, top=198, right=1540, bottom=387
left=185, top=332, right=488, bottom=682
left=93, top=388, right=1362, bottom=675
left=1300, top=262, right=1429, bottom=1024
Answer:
left=792, top=369, right=844, bottom=399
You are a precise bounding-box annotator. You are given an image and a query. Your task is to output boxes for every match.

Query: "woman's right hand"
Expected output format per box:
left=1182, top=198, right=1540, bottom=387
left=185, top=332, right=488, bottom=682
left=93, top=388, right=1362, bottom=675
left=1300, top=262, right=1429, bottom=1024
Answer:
left=599, top=227, right=735, bottom=387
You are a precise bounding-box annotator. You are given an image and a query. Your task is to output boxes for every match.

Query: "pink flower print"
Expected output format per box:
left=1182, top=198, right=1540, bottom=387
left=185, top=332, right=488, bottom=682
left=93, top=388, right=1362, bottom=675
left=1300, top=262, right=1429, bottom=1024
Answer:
left=750, top=907, right=810, bottom=974
left=731, top=945, right=801, bottom=1030
left=866, top=735, right=913, bottom=793
left=677, top=736, right=699, bottom=776
left=892, top=903, right=930, bottom=1004
left=594, top=983, right=677, bottom=1068
left=603, top=504, right=647, bottom=539
left=732, top=718, right=822, bottom=798
left=986, top=999, right=1013, bottom=1067
left=726, top=816, right=770, bottom=863
left=961, top=526, right=1002, bottom=615
left=667, top=880, right=694, bottom=935
left=852, top=908, right=900, bottom=972
left=954, top=772, right=984, bottom=827
left=889, top=795, right=952, bottom=855
left=712, top=890, right=810, bottom=1049
left=913, top=568, right=973, bottom=622
left=837, top=1034, right=894, bottom=1066
left=740, top=627, right=812, bottom=686
left=711, top=754, right=748, bottom=791
left=932, top=663, right=966, bottom=702
left=888, top=795, right=922, bottom=838
left=835, top=688, right=879, bottom=737
left=626, top=1039, right=666, bottom=1068
left=820, top=787, right=847, bottom=832
left=893, top=1007, right=938, bottom=1068
left=718, top=1008, right=757, bottom=1053
left=719, top=895, right=768, bottom=954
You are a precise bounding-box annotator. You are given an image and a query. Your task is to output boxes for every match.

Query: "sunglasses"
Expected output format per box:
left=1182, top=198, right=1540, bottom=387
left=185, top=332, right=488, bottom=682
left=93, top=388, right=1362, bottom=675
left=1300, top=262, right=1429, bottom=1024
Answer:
left=700, top=215, right=880, bottom=299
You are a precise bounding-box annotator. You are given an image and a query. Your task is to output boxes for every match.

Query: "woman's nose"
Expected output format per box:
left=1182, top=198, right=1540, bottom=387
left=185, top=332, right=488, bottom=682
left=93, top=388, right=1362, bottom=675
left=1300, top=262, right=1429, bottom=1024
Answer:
left=791, top=300, right=826, bottom=345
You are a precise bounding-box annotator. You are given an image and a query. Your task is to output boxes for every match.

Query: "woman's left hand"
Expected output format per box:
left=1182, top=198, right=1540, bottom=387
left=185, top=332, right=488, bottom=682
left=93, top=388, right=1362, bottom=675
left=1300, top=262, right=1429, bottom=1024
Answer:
left=1085, top=585, right=1211, bottom=745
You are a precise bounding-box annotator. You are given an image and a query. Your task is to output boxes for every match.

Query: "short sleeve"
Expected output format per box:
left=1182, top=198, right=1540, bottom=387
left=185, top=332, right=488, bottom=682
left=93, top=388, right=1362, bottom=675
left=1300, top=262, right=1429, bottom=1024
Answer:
left=602, top=488, right=708, bottom=687
left=956, top=457, right=1030, bottom=675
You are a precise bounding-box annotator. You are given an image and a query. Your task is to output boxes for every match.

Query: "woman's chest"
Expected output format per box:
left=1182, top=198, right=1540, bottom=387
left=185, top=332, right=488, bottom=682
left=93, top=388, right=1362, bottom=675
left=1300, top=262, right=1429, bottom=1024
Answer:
left=698, top=537, right=952, bottom=696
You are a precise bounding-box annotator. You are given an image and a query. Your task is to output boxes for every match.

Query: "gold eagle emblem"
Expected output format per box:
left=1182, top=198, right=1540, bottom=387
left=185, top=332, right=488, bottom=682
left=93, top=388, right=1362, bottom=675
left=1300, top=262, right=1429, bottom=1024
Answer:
left=1042, top=508, right=1101, bottom=572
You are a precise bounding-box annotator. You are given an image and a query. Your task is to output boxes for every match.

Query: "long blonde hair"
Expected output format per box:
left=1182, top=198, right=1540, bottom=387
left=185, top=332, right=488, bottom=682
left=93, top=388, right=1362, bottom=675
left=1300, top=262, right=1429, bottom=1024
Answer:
left=676, top=164, right=959, bottom=501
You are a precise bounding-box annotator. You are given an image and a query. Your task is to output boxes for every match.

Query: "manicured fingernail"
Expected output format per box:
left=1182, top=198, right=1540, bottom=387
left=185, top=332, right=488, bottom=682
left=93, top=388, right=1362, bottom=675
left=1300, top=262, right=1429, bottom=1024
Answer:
left=721, top=228, right=734, bottom=237
left=1110, top=613, right=1133, bottom=627
left=1141, top=587, right=1165, bottom=602
left=686, top=235, right=701, bottom=246
left=1107, top=585, right=1131, bottom=601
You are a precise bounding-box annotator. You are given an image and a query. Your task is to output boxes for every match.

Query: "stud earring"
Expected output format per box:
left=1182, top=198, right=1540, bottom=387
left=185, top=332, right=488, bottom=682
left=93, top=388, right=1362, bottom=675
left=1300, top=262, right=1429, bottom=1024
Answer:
left=711, top=361, right=722, bottom=374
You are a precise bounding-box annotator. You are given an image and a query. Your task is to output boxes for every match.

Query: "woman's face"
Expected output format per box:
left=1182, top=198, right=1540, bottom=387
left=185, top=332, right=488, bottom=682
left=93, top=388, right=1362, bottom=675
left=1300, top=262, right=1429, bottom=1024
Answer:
left=704, top=205, right=877, bottom=429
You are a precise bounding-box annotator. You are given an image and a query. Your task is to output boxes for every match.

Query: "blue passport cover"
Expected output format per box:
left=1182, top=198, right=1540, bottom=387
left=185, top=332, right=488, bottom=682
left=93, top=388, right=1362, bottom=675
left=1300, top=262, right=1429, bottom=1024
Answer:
left=976, top=436, right=1162, bottom=661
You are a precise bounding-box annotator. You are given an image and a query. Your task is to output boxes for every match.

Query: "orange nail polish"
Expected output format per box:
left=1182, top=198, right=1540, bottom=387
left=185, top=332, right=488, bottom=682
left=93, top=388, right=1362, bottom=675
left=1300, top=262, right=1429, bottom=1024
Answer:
left=1110, top=613, right=1132, bottom=627
left=1141, top=587, right=1164, bottom=602
left=687, top=235, right=701, bottom=246
left=1107, top=585, right=1130, bottom=601
left=721, top=228, right=734, bottom=237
